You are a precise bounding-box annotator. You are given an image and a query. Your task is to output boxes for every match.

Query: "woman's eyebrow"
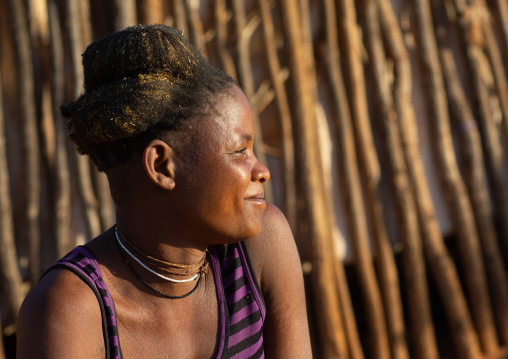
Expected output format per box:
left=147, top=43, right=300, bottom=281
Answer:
left=241, top=134, right=253, bottom=142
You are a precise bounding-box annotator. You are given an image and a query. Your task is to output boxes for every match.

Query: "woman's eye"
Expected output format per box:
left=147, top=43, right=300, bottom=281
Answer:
left=236, top=147, right=248, bottom=155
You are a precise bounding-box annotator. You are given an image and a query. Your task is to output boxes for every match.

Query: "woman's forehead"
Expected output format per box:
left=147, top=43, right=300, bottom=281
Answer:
left=177, top=87, right=253, bottom=143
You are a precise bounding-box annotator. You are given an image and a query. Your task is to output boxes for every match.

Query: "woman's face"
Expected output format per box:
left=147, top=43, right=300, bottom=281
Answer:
left=171, top=85, right=270, bottom=243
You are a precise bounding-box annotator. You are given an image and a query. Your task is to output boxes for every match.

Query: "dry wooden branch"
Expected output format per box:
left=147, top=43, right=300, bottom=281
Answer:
left=363, top=1, right=439, bottom=358
left=113, top=0, right=137, bottom=30
left=257, top=0, right=297, bottom=242
left=279, top=0, right=354, bottom=357
left=137, top=0, right=164, bottom=24
left=0, top=320, right=5, bottom=359
left=65, top=0, right=102, bottom=240
left=231, top=0, right=273, bottom=204
left=449, top=0, right=508, bottom=347
left=323, top=0, right=391, bottom=358
left=493, top=0, right=508, bottom=141
left=378, top=1, right=482, bottom=358
left=474, top=1, right=508, bottom=261
left=172, top=0, right=188, bottom=38
left=214, top=0, right=237, bottom=80
left=184, top=0, right=207, bottom=58
left=0, top=65, right=24, bottom=328
left=48, top=0, right=71, bottom=258
left=7, top=0, right=41, bottom=284
left=76, top=0, right=116, bottom=232
left=251, top=82, right=275, bottom=115
left=441, top=47, right=508, bottom=348
left=415, top=0, right=498, bottom=354
left=339, top=0, right=409, bottom=357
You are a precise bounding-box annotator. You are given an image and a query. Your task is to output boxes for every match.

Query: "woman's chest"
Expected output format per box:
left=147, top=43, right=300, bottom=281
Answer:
left=115, top=290, right=220, bottom=359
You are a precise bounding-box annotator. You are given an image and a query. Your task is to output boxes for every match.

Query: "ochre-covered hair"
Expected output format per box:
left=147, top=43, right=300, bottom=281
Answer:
left=61, top=24, right=235, bottom=171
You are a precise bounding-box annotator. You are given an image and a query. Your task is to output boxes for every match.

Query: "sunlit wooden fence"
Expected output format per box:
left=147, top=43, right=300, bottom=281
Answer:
left=1, top=0, right=508, bottom=358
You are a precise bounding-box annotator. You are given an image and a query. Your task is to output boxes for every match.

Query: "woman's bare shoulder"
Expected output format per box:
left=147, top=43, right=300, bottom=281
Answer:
left=17, top=267, right=105, bottom=359
left=245, top=203, right=295, bottom=278
left=245, top=203, right=312, bottom=357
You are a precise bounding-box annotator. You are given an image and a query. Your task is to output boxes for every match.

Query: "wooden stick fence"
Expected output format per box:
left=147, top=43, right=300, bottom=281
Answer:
left=1, top=0, right=508, bottom=358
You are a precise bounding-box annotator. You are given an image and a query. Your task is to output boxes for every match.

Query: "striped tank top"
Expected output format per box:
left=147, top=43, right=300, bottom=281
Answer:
left=46, top=241, right=265, bottom=359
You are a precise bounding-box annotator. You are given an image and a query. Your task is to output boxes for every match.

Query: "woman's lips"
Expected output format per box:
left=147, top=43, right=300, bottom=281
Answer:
left=245, top=193, right=266, bottom=206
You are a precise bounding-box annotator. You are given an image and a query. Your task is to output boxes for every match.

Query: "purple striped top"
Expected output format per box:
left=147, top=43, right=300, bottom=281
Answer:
left=45, top=241, right=265, bottom=359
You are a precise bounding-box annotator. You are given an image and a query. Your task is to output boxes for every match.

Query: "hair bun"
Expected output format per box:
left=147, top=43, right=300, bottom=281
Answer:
left=82, top=24, right=204, bottom=93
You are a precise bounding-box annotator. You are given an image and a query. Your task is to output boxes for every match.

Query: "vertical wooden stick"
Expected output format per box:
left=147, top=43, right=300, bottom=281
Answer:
left=450, top=0, right=508, bottom=347
left=323, top=0, right=391, bottom=358
left=339, top=0, right=409, bottom=357
left=0, top=68, right=24, bottom=328
left=492, top=0, right=508, bottom=144
left=441, top=46, right=508, bottom=347
left=378, top=1, right=482, bottom=357
left=47, top=0, right=71, bottom=258
left=214, top=0, right=237, bottom=80
left=137, top=0, right=164, bottom=24
left=257, top=0, right=296, bottom=230
left=415, top=0, right=498, bottom=354
left=7, top=0, right=41, bottom=284
left=280, top=0, right=356, bottom=357
left=65, top=0, right=102, bottom=240
left=184, top=0, right=207, bottom=58
left=113, top=0, right=137, bottom=30
left=0, top=320, right=5, bottom=359
left=364, top=1, right=439, bottom=357
left=231, top=0, right=273, bottom=204
left=172, top=0, right=188, bottom=37
left=474, top=1, right=508, bottom=261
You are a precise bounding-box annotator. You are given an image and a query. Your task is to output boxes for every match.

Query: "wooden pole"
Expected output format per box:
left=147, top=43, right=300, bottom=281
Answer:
left=378, top=1, right=482, bottom=357
left=280, top=1, right=356, bottom=357
left=7, top=0, right=41, bottom=284
left=449, top=0, right=508, bottom=346
left=47, top=0, right=71, bottom=258
left=65, top=0, right=102, bottom=241
left=339, top=0, right=409, bottom=357
left=441, top=46, right=508, bottom=348
left=0, top=320, right=5, bottom=359
left=184, top=0, right=207, bottom=58
left=137, top=0, right=164, bottom=24
left=172, top=0, right=188, bottom=37
left=415, top=0, right=498, bottom=354
left=473, top=1, right=508, bottom=265
left=323, top=0, right=391, bottom=358
left=214, top=0, right=237, bottom=80
left=231, top=0, right=273, bottom=204
left=363, top=1, right=439, bottom=357
left=113, top=0, right=137, bottom=30
left=492, top=0, right=508, bottom=145
left=0, top=66, right=24, bottom=329
left=257, top=0, right=297, bottom=230
left=77, top=0, right=116, bottom=232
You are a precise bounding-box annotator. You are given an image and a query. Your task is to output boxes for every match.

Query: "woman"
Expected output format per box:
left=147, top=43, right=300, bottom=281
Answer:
left=16, top=24, right=311, bottom=358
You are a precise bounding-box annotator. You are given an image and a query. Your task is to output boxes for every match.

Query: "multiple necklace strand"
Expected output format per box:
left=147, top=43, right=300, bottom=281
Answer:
left=114, top=226, right=207, bottom=299
left=117, top=228, right=207, bottom=270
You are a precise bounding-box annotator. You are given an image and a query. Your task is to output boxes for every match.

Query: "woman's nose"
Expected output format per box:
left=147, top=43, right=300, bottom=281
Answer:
left=252, top=158, right=270, bottom=183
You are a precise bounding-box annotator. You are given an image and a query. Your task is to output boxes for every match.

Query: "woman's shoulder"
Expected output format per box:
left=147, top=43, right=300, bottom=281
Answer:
left=244, top=203, right=313, bottom=357
left=244, top=203, right=298, bottom=287
left=17, top=256, right=105, bottom=358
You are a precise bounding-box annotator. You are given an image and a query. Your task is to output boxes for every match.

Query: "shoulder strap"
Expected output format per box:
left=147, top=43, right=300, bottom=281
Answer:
left=219, top=242, right=265, bottom=359
left=44, top=246, right=122, bottom=359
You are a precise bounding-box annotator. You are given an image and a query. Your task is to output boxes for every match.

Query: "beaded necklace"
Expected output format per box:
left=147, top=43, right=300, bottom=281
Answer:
left=114, top=235, right=203, bottom=299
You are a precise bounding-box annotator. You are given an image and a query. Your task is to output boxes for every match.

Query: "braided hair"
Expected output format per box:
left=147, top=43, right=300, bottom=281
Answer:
left=61, top=24, right=236, bottom=171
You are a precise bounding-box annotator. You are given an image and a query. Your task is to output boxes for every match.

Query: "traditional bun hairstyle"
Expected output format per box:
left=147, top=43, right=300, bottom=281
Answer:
left=61, top=24, right=236, bottom=171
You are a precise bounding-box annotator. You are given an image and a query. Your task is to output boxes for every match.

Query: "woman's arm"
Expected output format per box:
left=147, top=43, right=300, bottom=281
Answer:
left=246, top=203, right=312, bottom=358
left=16, top=269, right=105, bottom=359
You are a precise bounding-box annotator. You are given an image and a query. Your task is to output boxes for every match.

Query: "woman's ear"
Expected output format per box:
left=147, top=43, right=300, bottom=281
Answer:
left=142, top=140, right=176, bottom=190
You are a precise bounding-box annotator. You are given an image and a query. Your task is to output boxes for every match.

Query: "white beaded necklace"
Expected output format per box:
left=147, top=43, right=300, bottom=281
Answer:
left=114, top=229, right=199, bottom=283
